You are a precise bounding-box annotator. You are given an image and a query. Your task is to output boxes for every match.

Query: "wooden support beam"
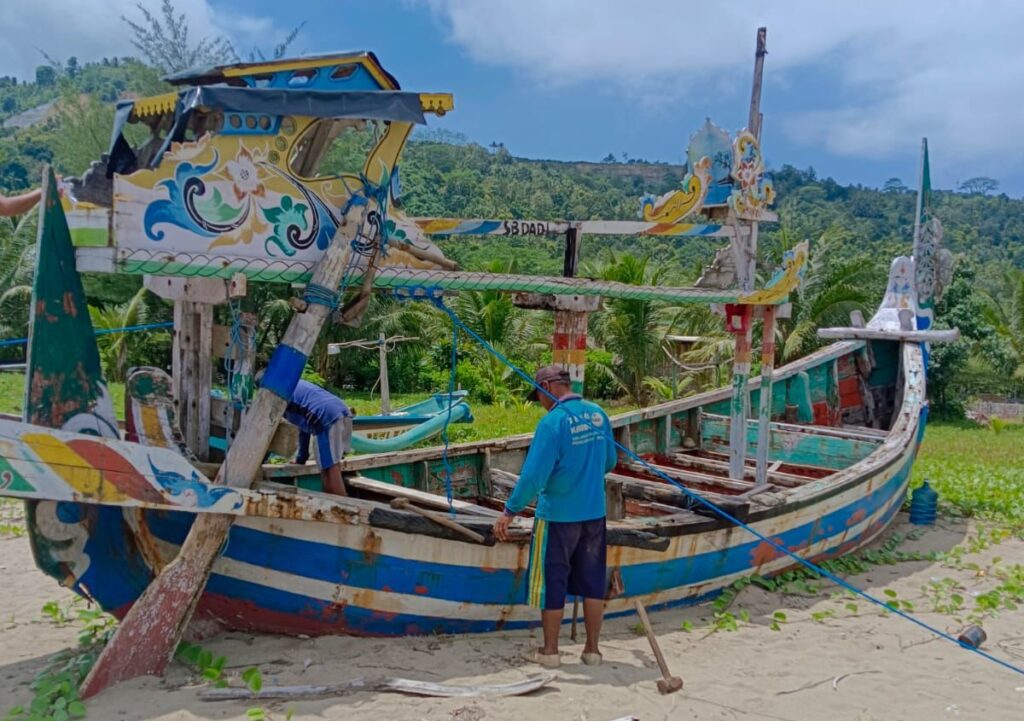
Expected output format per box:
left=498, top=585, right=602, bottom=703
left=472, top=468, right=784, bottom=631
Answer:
left=79, top=206, right=369, bottom=698
left=725, top=305, right=754, bottom=481
left=754, top=306, right=777, bottom=487
left=817, top=327, right=960, bottom=343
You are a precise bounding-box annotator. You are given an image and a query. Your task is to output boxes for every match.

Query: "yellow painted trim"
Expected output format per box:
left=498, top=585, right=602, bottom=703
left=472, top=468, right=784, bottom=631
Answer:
left=22, top=433, right=129, bottom=501
left=223, top=55, right=397, bottom=90
left=420, top=93, right=454, bottom=115
left=528, top=519, right=548, bottom=608
left=131, top=92, right=179, bottom=119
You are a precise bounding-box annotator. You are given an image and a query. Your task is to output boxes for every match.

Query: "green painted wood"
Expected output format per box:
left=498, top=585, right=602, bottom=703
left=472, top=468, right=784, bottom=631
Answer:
left=25, top=168, right=114, bottom=431
left=867, top=340, right=900, bottom=388
left=700, top=414, right=880, bottom=470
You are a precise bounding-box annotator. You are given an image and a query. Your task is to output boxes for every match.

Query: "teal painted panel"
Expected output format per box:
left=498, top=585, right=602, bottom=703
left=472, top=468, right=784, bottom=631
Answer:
left=867, top=340, right=900, bottom=388
left=424, top=454, right=482, bottom=498
left=631, top=419, right=659, bottom=455
left=701, top=415, right=880, bottom=470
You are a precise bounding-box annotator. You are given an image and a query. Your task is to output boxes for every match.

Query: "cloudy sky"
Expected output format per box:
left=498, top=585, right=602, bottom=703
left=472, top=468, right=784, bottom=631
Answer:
left=2, top=0, right=1022, bottom=195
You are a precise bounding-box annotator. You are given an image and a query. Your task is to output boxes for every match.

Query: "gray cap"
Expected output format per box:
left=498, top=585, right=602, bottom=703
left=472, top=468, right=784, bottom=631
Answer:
left=526, top=364, right=571, bottom=401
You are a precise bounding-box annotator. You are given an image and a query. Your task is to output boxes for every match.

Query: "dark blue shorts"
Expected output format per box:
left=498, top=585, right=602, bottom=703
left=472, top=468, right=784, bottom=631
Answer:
left=527, top=517, right=607, bottom=610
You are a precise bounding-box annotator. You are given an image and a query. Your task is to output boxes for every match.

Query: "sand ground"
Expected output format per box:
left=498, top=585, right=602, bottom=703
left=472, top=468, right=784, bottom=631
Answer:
left=2, top=515, right=1023, bottom=721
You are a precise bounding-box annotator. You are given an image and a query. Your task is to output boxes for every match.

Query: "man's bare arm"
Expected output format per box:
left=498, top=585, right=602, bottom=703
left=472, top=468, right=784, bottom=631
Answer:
left=0, top=189, right=43, bottom=217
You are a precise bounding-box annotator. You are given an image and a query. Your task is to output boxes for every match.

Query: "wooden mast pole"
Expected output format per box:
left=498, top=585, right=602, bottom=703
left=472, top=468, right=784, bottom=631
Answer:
left=749, top=26, right=777, bottom=486
left=79, top=206, right=369, bottom=698
left=728, top=26, right=768, bottom=482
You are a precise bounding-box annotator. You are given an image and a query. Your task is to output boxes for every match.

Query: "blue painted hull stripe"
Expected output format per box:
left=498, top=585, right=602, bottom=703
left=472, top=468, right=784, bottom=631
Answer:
left=140, top=449, right=913, bottom=607
left=199, top=493, right=906, bottom=635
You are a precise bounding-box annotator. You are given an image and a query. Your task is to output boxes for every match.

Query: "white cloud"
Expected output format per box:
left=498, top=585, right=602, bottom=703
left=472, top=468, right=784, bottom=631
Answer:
left=422, top=0, right=1024, bottom=168
left=0, top=0, right=280, bottom=80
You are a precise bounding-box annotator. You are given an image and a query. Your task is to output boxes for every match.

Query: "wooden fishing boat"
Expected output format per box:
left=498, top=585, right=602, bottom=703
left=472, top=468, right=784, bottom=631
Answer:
left=0, top=45, right=957, bottom=646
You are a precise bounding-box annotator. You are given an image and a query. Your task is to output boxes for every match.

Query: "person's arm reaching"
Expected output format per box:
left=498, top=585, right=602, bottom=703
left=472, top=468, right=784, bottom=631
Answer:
left=0, top=189, right=42, bottom=217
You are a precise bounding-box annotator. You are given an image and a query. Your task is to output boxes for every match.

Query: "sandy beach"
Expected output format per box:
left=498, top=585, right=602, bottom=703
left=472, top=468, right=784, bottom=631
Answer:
left=2, top=515, right=1023, bottom=721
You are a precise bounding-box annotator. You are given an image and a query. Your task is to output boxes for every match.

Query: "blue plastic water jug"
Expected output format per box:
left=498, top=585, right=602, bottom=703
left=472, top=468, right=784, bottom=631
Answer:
left=909, top=481, right=938, bottom=525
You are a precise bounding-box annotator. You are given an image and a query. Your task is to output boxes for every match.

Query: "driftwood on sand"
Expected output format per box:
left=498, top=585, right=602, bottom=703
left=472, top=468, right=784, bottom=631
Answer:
left=200, top=673, right=556, bottom=701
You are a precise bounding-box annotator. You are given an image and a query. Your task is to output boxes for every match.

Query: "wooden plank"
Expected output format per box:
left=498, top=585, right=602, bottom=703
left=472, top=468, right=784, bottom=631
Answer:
left=79, top=205, right=369, bottom=698
left=700, top=414, right=881, bottom=471
left=624, top=460, right=755, bottom=493
left=667, top=453, right=809, bottom=488
left=389, top=498, right=487, bottom=543
left=348, top=475, right=499, bottom=517
left=144, top=275, right=228, bottom=305
left=817, top=327, right=959, bottom=343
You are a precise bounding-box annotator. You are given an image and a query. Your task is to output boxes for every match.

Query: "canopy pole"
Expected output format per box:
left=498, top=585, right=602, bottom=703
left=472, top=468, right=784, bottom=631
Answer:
left=725, top=305, right=754, bottom=480
left=754, top=306, right=777, bottom=486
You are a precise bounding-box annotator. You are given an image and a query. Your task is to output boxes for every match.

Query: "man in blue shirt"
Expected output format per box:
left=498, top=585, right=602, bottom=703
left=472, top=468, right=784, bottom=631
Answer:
left=493, top=365, right=618, bottom=669
left=281, top=379, right=354, bottom=496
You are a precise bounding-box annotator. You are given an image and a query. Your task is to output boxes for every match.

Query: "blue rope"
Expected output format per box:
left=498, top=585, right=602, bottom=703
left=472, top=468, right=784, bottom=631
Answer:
left=395, top=286, right=457, bottom=515
left=303, top=282, right=341, bottom=310
left=425, top=292, right=1024, bottom=680
left=0, top=321, right=174, bottom=348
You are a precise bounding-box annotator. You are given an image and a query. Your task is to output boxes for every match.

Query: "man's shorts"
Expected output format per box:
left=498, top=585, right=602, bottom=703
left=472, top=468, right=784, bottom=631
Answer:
left=527, top=517, right=607, bottom=610
left=312, top=416, right=353, bottom=470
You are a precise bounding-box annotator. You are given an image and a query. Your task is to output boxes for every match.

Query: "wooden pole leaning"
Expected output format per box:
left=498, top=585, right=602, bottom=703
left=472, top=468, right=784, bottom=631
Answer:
left=79, top=206, right=368, bottom=699
left=633, top=599, right=684, bottom=694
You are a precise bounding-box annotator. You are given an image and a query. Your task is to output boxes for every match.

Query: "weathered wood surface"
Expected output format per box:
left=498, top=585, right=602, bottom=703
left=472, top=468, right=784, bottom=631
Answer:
left=817, top=327, right=959, bottom=343
left=79, top=206, right=368, bottom=698
left=755, top=306, right=777, bottom=486
left=200, top=673, right=557, bottom=700
left=701, top=414, right=881, bottom=471
left=634, top=599, right=684, bottom=694
left=348, top=474, right=499, bottom=516
left=389, top=497, right=487, bottom=544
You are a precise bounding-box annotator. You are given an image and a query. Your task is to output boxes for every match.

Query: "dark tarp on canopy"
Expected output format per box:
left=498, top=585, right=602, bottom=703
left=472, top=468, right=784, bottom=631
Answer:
left=107, top=87, right=427, bottom=175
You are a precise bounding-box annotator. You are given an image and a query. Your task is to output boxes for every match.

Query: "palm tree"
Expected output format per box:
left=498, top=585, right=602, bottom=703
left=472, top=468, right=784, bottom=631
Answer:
left=88, top=287, right=154, bottom=381
left=981, top=268, right=1024, bottom=386
left=774, top=228, right=882, bottom=362
left=585, top=252, right=670, bottom=405
left=450, top=259, right=543, bottom=403
left=0, top=211, right=38, bottom=358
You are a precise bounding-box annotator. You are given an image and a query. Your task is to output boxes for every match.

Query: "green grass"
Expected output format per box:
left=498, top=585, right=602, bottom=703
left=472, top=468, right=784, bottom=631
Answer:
left=912, top=421, right=1024, bottom=526
left=0, top=372, right=125, bottom=420
left=344, top=390, right=637, bottom=444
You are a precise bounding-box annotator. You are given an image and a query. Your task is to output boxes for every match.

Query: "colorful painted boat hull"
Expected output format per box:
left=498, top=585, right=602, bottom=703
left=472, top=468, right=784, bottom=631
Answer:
left=21, top=336, right=925, bottom=636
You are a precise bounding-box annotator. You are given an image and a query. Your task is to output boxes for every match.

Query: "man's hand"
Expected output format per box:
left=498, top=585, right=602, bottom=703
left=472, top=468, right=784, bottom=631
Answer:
left=492, top=513, right=513, bottom=542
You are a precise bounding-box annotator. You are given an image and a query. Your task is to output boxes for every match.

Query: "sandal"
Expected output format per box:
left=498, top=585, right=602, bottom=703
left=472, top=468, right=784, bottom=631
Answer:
left=522, top=647, right=561, bottom=668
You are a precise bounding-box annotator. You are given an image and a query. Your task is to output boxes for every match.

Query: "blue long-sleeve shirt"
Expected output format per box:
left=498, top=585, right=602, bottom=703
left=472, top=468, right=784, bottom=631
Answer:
left=504, top=395, right=618, bottom=522
left=285, top=380, right=351, bottom=463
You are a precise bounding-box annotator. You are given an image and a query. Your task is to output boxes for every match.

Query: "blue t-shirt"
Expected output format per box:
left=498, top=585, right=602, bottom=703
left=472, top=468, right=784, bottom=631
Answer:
left=505, top=395, right=618, bottom=522
left=284, top=380, right=350, bottom=435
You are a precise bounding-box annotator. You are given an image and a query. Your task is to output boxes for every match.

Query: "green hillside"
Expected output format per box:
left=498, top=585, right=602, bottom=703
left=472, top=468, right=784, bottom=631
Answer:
left=1, top=57, right=1022, bottom=412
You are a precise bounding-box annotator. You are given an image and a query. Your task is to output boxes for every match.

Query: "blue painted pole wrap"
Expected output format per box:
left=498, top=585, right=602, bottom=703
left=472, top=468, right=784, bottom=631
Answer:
left=260, top=344, right=308, bottom=401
